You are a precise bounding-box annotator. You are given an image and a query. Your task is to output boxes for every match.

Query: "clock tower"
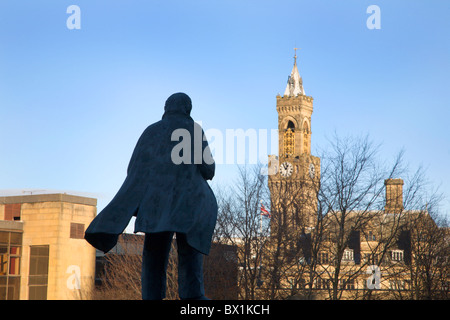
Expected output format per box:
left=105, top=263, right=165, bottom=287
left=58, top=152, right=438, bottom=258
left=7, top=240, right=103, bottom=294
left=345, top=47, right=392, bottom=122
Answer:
left=268, top=51, right=320, bottom=233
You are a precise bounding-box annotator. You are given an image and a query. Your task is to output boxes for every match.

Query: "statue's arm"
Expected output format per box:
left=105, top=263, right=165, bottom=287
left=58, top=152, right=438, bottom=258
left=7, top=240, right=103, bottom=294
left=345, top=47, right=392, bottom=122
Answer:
left=126, top=128, right=148, bottom=175
left=198, top=130, right=215, bottom=180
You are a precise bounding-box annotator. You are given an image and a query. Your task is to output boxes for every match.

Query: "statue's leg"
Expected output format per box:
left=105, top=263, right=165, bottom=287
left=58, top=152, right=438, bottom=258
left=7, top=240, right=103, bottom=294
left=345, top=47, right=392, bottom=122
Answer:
left=176, top=232, right=208, bottom=300
left=141, top=232, right=174, bottom=300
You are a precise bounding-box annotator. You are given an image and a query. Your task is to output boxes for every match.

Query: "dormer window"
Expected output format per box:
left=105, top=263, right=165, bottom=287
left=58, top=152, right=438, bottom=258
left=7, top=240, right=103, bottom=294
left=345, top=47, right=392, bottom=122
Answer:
left=343, top=249, right=354, bottom=262
left=391, top=250, right=404, bottom=262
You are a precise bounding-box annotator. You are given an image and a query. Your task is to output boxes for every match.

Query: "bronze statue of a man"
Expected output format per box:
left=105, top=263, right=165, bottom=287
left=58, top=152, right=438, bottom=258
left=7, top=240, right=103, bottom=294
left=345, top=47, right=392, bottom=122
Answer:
left=85, top=93, right=217, bottom=300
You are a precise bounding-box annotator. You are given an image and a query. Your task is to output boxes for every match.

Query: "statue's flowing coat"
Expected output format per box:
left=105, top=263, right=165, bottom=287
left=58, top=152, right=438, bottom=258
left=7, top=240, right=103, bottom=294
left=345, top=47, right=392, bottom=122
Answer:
left=85, top=95, right=217, bottom=255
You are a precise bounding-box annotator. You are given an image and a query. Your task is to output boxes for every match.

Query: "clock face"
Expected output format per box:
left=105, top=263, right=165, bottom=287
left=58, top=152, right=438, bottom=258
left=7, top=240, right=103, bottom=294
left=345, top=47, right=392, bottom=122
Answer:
left=280, top=161, right=293, bottom=178
left=309, top=163, right=315, bottom=178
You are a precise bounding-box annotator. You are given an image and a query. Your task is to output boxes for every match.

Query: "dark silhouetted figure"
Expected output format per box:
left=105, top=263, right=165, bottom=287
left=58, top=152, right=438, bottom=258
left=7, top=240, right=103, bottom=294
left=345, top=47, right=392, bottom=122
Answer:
left=85, top=93, right=217, bottom=300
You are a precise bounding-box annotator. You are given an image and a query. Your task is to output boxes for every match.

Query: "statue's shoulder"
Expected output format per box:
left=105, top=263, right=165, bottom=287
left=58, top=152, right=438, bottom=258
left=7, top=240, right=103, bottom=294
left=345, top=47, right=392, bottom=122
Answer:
left=143, top=120, right=164, bottom=132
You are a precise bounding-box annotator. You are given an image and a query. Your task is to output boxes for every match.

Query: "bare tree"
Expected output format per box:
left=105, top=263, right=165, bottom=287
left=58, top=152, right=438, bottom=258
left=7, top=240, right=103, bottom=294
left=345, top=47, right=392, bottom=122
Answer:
left=262, top=175, right=317, bottom=299
left=219, top=133, right=449, bottom=300
left=213, top=164, right=270, bottom=300
left=203, top=242, right=240, bottom=299
left=92, top=233, right=180, bottom=300
left=93, top=234, right=144, bottom=300
left=290, top=134, right=448, bottom=300
left=405, top=205, right=449, bottom=299
left=312, top=135, right=398, bottom=299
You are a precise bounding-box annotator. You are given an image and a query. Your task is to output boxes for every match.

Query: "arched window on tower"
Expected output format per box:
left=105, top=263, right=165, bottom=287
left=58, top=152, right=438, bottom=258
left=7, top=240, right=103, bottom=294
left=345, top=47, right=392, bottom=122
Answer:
left=303, top=121, right=310, bottom=154
left=284, top=121, right=295, bottom=156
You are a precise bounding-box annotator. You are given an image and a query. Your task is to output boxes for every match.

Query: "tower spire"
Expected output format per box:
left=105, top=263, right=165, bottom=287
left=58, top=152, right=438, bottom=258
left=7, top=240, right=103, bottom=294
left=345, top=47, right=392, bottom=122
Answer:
left=294, top=47, right=299, bottom=64
left=284, top=48, right=305, bottom=97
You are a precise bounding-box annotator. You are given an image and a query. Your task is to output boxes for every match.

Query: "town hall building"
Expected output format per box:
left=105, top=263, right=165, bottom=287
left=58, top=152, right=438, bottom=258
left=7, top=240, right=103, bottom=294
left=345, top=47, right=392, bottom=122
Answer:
left=262, top=51, right=448, bottom=300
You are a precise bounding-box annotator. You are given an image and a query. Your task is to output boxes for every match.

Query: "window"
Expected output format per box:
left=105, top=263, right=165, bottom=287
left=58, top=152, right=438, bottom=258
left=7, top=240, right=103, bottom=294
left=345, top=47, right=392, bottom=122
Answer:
left=29, top=245, right=49, bottom=300
left=303, top=122, right=310, bottom=154
left=365, top=231, right=376, bottom=241
left=9, top=247, right=20, bottom=275
left=284, top=128, right=295, bottom=156
left=317, top=252, right=329, bottom=264
left=70, top=223, right=85, bottom=239
left=4, top=204, right=21, bottom=221
left=0, top=231, right=22, bottom=300
left=391, top=250, right=404, bottom=262
left=389, top=280, right=406, bottom=290
left=345, top=279, right=355, bottom=290
left=339, top=279, right=355, bottom=290
left=316, top=278, right=330, bottom=290
left=342, top=249, right=354, bottom=262
left=0, top=246, right=7, bottom=276
left=364, top=253, right=379, bottom=265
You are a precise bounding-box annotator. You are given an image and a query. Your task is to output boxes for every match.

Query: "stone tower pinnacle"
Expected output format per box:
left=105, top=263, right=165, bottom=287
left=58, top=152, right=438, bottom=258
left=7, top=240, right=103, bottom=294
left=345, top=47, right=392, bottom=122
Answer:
left=283, top=48, right=305, bottom=97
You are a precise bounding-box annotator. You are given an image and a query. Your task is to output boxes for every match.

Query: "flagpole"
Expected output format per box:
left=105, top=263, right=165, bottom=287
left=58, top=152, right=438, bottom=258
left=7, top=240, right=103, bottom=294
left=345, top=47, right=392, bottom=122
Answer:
left=259, top=200, right=263, bottom=287
left=260, top=200, right=263, bottom=238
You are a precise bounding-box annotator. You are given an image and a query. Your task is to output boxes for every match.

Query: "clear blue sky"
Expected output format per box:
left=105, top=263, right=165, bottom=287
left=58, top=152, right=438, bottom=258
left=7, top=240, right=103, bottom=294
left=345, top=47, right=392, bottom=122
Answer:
left=1, top=1, right=449, bottom=222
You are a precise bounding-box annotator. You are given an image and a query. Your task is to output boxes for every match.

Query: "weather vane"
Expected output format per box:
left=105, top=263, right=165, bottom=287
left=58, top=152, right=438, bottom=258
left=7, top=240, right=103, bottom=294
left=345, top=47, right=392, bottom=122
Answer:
left=294, top=47, right=300, bottom=63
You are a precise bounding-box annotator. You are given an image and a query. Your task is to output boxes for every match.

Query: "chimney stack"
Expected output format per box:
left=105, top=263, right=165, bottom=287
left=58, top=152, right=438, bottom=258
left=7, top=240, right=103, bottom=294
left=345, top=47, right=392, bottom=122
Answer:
left=385, top=179, right=404, bottom=213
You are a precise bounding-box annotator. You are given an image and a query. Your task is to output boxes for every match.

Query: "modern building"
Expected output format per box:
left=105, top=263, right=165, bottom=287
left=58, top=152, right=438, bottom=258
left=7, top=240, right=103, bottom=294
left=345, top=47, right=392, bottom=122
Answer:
left=0, top=193, right=97, bottom=300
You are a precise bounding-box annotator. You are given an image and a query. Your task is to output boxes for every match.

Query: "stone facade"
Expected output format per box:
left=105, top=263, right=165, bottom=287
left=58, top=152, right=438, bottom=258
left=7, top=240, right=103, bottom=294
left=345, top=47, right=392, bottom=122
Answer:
left=0, top=193, right=96, bottom=300
left=268, top=60, right=321, bottom=231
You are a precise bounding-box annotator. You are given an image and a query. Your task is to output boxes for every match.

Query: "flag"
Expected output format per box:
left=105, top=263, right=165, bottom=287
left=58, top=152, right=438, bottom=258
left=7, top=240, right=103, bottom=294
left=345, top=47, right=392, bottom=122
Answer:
left=260, top=203, right=271, bottom=218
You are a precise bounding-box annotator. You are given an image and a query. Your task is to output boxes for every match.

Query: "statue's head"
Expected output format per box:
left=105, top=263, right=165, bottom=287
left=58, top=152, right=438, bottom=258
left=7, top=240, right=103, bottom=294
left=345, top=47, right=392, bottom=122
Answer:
left=164, top=92, right=192, bottom=116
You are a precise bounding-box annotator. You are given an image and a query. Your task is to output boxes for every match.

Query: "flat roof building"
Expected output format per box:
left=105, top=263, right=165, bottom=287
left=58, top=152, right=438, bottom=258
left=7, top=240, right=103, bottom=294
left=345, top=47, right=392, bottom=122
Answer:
left=0, top=193, right=96, bottom=300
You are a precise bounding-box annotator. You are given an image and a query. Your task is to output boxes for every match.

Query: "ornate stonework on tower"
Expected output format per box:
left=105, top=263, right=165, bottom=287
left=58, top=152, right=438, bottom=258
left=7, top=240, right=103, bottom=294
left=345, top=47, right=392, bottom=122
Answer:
left=268, top=51, right=320, bottom=232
